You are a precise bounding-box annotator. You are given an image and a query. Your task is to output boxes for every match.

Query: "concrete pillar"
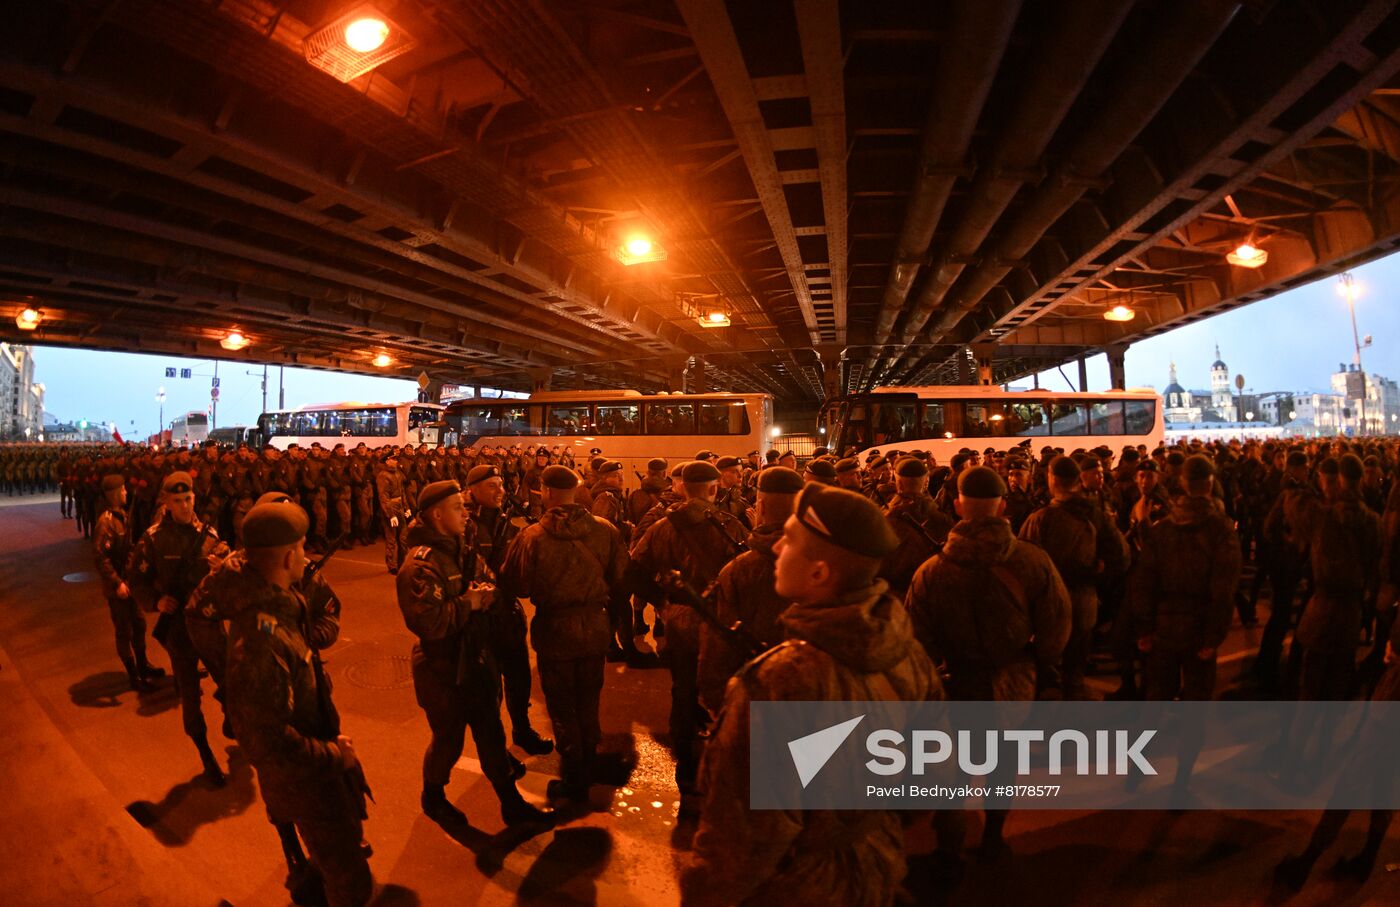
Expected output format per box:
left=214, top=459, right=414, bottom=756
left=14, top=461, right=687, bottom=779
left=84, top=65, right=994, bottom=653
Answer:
left=971, top=342, right=997, bottom=386
left=525, top=367, right=553, bottom=393
left=1077, top=356, right=1089, bottom=392
left=1106, top=343, right=1128, bottom=390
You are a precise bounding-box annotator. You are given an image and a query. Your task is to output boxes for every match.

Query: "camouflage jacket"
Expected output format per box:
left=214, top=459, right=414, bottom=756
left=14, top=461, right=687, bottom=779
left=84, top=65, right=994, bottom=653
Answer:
left=1019, top=493, right=1129, bottom=589
left=880, top=492, right=954, bottom=599
left=1128, top=495, right=1242, bottom=653
left=1295, top=490, right=1381, bottom=654
left=683, top=580, right=942, bottom=907
left=126, top=514, right=229, bottom=613
left=92, top=505, right=131, bottom=599
left=396, top=520, right=478, bottom=649
left=698, top=523, right=790, bottom=713
left=630, top=498, right=747, bottom=593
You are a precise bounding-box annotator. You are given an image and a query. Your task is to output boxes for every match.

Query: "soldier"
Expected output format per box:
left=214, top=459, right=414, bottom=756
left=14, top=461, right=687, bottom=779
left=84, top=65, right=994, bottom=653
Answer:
left=906, top=466, right=1071, bottom=862
left=630, top=460, right=747, bottom=798
left=1129, top=455, right=1241, bottom=794
left=326, top=444, right=353, bottom=546
left=499, top=465, right=629, bottom=804
left=834, top=457, right=863, bottom=491
left=629, top=458, right=669, bottom=525
left=92, top=473, right=164, bottom=692
left=1002, top=459, right=1036, bottom=534
left=301, top=446, right=329, bottom=553
left=697, top=465, right=803, bottom=713
left=375, top=451, right=408, bottom=574
left=397, top=481, right=551, bottom=828
left=1255, top=450, right=1319, bottom=692
left=461, top=465, right=554, bottom=756
left=713, top=456, right=749, bottom=527
left=1019, top=456, right=1128, bottom=699
left=879, top=457, right=955, bottom=600
left=801, top=458, right=837, bottom=487
left=521, top=446, right=552, bottom=518
left=126, top=471, right=232, bottom=785
left=862, top=455, right=894, bottom=507
left=223, top=501, right=373, bottom=907
left=194, top=444, right=226, bottom=531
left=681, top=485, right=941, bottom=907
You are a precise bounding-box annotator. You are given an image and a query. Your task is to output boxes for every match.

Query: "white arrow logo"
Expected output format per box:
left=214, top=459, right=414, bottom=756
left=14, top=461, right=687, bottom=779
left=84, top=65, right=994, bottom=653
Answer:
left=788, top=714, right=865, bottom=788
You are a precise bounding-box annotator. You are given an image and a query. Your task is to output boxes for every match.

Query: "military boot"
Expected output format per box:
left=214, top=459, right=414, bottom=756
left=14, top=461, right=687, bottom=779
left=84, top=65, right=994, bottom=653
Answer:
left=495, top=780, right=554, bottom=826
left=512, top=727, right=554, bottom=757
left=194, top=737, right=226, bottom=788
left=421, top=785, right=467, bottom=826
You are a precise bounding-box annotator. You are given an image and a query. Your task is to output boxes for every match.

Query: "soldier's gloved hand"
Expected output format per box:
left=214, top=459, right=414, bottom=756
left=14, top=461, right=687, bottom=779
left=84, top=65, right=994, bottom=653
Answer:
left=389, top=517, right=398, bottom=528
left=157, top=595, right=179, bottom=614
left=334, top=735, right=359, bottom=772
left=116, top=582, right=129, bottom=599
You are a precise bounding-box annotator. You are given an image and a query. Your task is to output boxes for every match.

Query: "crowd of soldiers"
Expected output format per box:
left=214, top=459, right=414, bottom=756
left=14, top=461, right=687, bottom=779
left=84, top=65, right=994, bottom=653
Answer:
left=34, top=428, right=1400, bottom=905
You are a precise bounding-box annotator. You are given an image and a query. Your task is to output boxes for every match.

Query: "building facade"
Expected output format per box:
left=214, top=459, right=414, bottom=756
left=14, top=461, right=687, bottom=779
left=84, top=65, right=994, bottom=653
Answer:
left=1, top=343, right=43, bottom=441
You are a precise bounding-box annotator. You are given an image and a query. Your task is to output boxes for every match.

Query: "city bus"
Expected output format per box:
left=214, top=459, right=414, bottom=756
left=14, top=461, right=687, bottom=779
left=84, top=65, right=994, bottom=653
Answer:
left=207, top=425, right=258, bottom=448
left=821, top=386, right=1163, bottom=462
left=257, top=401, right=445, bottom=450
left=169, top=411, right=209, bottom=447
left=442, top=390, right=774, bottom=477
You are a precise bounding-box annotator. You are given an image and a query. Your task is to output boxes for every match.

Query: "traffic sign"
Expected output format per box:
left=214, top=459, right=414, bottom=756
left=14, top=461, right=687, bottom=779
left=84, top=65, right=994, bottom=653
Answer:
left=211, top=387, right=220, bottom=400
left=212, top=377, right=220, bottom=388
left=180, top=368, right=192, bottom=379
left=165, top=367, right=176, bottom=378
left=417, top=371, right=430, bottom=390
left=1234, top=374, right=1245, bottom=391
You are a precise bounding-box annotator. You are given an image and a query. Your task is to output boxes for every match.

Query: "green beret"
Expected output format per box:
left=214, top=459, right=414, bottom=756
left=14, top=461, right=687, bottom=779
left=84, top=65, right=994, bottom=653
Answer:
left=716, top=456, right=741, bottom=470
left=1049, top=456, right=1080, bottom=481
left=418, top=480, right=462, bottom=512
left=1182, top=454, right=1216, bottom=482
left=682, top=461, right=721, bottom=483
left=835, top=458, right=859, bottom=474
left=894, top=457, right=928, bottom=479
left=255, top=491, right=294, bottom=506
left=242, top=501, right=309, bottom=549
left=795, top=485, right=899, bottom=559
left=647, top=457, right=668, bottom=472
left=958, top=466, right=1007, bottom=499
left=1340, top=454, right=1364, bottom=481
left=597, top=460, right=623, bottom=475
left=694, top=450, right=715, bottom=461
left=758, top=466, right=804, bottom=494
left=162, top=471, right=194, bottom=494
left=101, top=473, right=125, bottom=493
left=806, top=459, right=838, bottom=481
left=542, top=465, right=579, bottom=490
left=466, top=465, right=501, bottom=486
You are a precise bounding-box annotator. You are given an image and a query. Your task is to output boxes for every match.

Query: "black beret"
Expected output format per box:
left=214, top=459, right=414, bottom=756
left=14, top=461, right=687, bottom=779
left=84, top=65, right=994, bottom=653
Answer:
left=589, top=447, right=602, bottom=456
left=589, top=456, right=607, bottom=472
left=747, top=450, right=760, bottom=457
left=1121, top=449, right=1141, bottom=463
left=1182, top=455, right=1215, bottom=482
left=1006, top=459, right=1029, bottom=473
left=597, top=460, right=623, bottom=475
left=1286, top=451, right=1309, bottom=468
left=811, top=447, right=830, bottom=458
left=694, top=450, right=715, bottom=461
left=958, top=466, right=1007, bottom=499
left=466, top=465, right=501, bottom=486
left=894, top=456, right=928, bottom=478
left=418, top=480, right=462, bottom=513
left=1136, top=461, right=1159, bottom=474
left=162, top=471, right=194, bottom=494
left=542, top=465, right=580, bottom=490
left=795, top=485, right=899, bottom=559
left=868, top=455, right=888, bottom=470
left=101, top=474, right=125, bottom=492
left=255, top=491, right=294, bottom=506
left=641, top=475, right=668, bottom=493
left=1166, top=451, right=1186, bottom=467
left=647, top=457, right=668, bottom=472
left=716, top=456, right=742, bottom=470
left=835, top=458, right=860, bottom=474
left=242, top=501, right=309, bottom=549
left=671, top=461, right=691, bottom=478
left=766, top=449, right=781, bottom=461
left=1317, top=457, right=1339, bottom=476
left=806, top=459, right=838, bottom=480
left=682, top=461, right=721, bottom=483
left=1340, top=453, right=1364, bottom=482
left=535, top=447, right=550, bottom=457
left=1079, top=457, right=1103, bottom=471
left=1049, top=456, right=1080, bottom=481
left=758, top=466, right=805, bottom=494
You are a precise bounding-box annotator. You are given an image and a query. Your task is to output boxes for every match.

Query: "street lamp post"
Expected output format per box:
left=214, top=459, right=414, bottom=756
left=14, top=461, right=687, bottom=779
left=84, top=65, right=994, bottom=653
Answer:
left=156, top=387, right=166, bottom=444
left=1337, top=272, right=1373, bottom=436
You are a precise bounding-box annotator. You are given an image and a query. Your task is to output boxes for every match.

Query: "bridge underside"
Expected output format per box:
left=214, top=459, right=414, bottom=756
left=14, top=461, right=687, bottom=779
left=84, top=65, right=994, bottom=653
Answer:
left=1, top=1, right=1399, bottom=400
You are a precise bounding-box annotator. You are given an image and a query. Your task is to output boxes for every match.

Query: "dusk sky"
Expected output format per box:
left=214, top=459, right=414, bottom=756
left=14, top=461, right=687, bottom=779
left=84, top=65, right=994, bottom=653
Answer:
left=29, top=252, right=1400, bottom=435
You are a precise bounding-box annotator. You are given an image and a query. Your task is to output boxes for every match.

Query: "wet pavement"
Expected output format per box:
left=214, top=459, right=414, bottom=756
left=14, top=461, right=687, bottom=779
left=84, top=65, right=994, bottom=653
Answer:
left=1, top=496, right=1398, bottom=906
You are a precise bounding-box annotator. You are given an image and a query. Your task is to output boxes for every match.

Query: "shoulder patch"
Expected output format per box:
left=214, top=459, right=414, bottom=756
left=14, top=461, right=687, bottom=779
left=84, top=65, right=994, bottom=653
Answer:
left=413, top=546, right=432, bottom=560
left=257, top=612, right=278, bottom=635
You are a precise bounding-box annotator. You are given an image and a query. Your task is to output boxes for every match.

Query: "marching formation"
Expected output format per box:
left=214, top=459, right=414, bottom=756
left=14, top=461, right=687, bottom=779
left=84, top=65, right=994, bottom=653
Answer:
left=28, top=431, right=1400, bottom=905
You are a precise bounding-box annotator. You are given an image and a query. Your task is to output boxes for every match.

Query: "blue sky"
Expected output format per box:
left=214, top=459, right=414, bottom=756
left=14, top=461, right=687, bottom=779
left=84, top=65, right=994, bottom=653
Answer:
left=29, top=251, right=1400, bottom=433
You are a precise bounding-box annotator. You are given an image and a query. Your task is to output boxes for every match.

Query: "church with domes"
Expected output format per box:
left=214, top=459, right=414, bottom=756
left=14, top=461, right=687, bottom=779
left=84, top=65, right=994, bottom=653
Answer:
left=1162, top=345, right=1238, bottom=424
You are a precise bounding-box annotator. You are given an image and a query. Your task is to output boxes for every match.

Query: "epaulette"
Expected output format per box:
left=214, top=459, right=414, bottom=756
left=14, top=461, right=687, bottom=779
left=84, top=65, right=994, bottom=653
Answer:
left=736, top=638, right=805, bottom=680
left=412, top=545, right=432, bottom=561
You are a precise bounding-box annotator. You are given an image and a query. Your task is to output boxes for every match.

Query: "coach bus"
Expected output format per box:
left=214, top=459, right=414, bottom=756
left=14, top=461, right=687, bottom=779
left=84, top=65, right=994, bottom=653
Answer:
left=442, top=390, right=773, bottom=477
left=257, top=401, right=445, bottom=450
left=207, top=425, right=258, bottom=448
left=821, top=386, right=1163, bottom=461
left=169, top=411, right=209, bottom=447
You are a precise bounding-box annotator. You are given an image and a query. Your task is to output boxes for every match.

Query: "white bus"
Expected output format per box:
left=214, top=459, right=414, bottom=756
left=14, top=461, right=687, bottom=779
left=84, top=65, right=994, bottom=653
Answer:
left=257, top=401, right=445, bottom=450
left=443, top=390, right=774, bottom=477
left=169, top=411, right=209, bottom=447
left=207, top=425, right=257, bottom=448
left=821, top=386, right=1163, bottom=461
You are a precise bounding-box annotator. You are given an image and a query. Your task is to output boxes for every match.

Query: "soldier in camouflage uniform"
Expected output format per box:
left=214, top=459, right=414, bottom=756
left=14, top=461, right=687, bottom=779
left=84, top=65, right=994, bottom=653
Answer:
left=713, top=456, right=750, bottom=528
left=375, top=452, right=408, bottom=573
left=1255, top=450, right=1319, bottom=692
left=126, top=471, right=232, bottom=785
left=92, top=473, right=164, bottom=692
left=879, top=456, right=954, bottom=600
left=349, top=444, right=376, bottom=546
left=682, top=484, right=941, bottom=907
left=500, top=465, right=629, bottom=804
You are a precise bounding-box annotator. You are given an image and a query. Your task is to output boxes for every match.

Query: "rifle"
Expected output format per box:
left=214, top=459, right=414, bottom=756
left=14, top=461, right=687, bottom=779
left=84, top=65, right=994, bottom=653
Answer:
left=304, top=533, right=346, bottom=583
left=704, top=510, right=748, bottom=557
left=894, top=509, right=944, bottom=553
left=658, top=570, right=769, bottom=660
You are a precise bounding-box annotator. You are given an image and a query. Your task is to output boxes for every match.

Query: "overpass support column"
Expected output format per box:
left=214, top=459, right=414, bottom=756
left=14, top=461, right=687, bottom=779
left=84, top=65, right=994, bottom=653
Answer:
left=665, top=356, right=688, bottom=392
left=971, top=342, right=997, bottom=386
left=526, top=367, right=554, bottom=393
left=685, top=357, right=707, bottom=394
left=1106, top=343, right=1128, bottom=390
left=817, top=345, right=843, bottom=399
left=1077, top=357, right=1089, bottom=393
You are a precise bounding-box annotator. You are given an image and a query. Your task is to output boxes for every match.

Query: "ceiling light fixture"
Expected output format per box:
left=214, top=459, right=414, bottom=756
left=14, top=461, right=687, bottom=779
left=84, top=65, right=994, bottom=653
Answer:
left=615, top=232, right=667, bottom=266
left=304, top=4, right=416, bottom=83
left=15, top=307, right=41, bottom=331
left=1103, top=304, right=1136, bottom=322
left=372, top=352, right=393, bottom=368
left=220, top=330, right=250, bottom=351
left=700, top=309, right=731, bottom=328
left=1226, top=242, right=1267, bottom=268
left=344, top=17, right=389, bottom=53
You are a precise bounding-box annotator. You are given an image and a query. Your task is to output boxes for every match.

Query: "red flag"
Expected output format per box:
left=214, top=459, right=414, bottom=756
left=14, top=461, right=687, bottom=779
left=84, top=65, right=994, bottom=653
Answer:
left=112, top=427, right=124, bottom=445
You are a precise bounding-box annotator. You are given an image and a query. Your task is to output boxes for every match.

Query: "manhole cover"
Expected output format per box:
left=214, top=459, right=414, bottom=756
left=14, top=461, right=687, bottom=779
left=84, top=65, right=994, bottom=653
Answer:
left=63, top=571, right=96, bottom=583
left=344, top=654, right=414, bottom=691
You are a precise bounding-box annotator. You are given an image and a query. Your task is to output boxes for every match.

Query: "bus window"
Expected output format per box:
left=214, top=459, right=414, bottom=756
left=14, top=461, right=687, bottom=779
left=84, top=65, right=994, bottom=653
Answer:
left=596, top=403, right=640, bottom=435
left=188, top=413, right=208, bottom=427
left=499, top=405, right=534, bottom=435
left=646, top=402, right=695, bottom=434
left=1048, top=403, right=1089, bottom=435
left=916, top=403, right=945, bottom=439
left=1089, top=401, right=1125, bottom=435
left=1008, top=402, right=1049, bottom=436
left=839, top=402, right=870, bottom=450
left=547, top=404, right=592, bottom=435
left=365, top=408, right=396, bottom=436
left=1124, top=399, right=1156, bottom=434
left=323, top=410, right=347, bottom=436
left=458, top=407, right=497, bottom=435
left=698, top=401, right=749, bottom=435
left=872, top=402, right=915, bottom=444
left=291, top=410, right=322, bottom=436
left=409, top=406, right=441, bottom=445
